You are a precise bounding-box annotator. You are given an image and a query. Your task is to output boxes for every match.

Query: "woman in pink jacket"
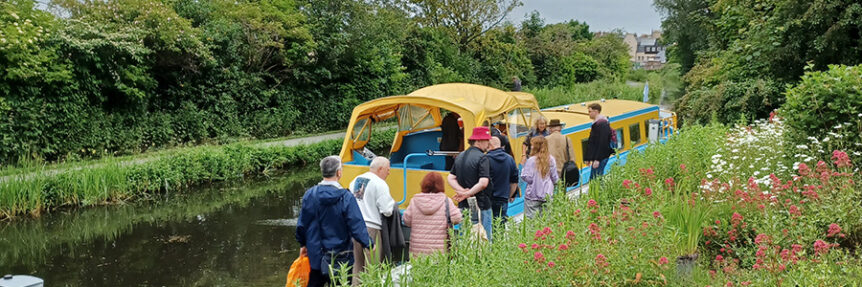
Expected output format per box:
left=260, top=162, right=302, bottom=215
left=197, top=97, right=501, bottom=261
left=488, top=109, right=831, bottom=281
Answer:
left=403, top=172, right=463, bottom=257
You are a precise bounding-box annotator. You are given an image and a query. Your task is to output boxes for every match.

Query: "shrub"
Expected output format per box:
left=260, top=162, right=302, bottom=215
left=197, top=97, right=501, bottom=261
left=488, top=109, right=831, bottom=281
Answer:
left=782, top=64, right=862, bottom=167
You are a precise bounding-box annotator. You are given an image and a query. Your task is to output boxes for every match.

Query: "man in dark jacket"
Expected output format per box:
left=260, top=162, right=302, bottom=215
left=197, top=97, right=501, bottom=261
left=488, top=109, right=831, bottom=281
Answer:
left=486, top=136, right=519, bottom=224
left=296, top=156, right=371, bottom=287
left=584, top=103, right=613, bottom=181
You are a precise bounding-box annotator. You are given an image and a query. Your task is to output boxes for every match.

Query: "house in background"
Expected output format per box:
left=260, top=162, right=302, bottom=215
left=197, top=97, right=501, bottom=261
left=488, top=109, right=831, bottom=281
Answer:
left=624, top=31, right=666, bottom=70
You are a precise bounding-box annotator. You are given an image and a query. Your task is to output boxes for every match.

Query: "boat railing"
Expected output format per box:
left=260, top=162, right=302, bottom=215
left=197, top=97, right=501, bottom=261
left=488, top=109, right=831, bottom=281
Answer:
left=398, top=150, right=459, bottom=205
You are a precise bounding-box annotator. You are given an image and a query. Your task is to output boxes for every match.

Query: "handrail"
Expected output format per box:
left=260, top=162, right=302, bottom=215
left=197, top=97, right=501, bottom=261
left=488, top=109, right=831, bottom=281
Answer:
left=400, top=150, right=454, bottom=205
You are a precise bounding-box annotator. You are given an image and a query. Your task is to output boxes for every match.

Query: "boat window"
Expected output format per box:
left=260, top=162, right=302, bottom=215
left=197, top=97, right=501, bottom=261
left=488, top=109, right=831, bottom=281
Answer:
left=615, top=127, right=624, bottom=149
left=397, top=104, right=436, bottom=132
left=507, top=108, right=529, bottom=137
left=581, top=138, right=590, bottom=160
left=523, top=108, right=545, bottom=130
left=629, top=123, right=641, bottom=145
left=352, top=117, right=371, bottom=142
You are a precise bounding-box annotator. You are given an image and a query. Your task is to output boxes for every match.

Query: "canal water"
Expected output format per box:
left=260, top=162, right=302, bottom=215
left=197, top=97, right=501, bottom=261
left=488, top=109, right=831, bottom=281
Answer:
left=0, top=168, right=319, bottom=286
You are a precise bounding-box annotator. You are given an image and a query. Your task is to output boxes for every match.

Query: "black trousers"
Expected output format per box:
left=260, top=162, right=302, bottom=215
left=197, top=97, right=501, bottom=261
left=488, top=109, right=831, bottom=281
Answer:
left=491, top=197, right=509, bottom=225
left=308, top=267, right=353, bottom=287
left=307, top=269, right=330, bottom=287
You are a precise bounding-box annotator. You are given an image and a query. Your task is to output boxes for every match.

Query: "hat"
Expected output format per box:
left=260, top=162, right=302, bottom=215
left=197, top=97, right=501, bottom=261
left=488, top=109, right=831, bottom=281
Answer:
left=468, top=126, right=492, bottom=141
left=548, top=119, right=564, bottom=127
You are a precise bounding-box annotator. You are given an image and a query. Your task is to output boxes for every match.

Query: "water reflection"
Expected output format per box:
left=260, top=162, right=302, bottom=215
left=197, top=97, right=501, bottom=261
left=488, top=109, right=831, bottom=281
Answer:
left=0, top=168, right=318, bottom=286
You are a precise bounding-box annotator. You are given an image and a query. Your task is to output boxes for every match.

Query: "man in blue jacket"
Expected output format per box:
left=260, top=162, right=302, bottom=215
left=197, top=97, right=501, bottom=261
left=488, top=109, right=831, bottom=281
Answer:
left=487, top=136, right=519, bottom=224
left=296, top=156, right=371, bottom=287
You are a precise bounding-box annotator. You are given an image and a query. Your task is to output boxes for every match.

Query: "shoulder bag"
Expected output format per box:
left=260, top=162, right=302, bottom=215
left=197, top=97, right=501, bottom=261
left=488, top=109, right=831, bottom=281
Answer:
left=563, top=138, right=580, bottom=187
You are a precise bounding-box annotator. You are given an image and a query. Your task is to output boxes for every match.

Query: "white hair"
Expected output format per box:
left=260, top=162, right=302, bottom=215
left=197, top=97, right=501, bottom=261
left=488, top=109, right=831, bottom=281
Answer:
left=369, top=157, right=390, bottom=171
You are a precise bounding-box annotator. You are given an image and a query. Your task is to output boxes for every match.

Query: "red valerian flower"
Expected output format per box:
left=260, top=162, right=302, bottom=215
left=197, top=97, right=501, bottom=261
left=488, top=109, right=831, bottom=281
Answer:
left=534, top=251, right=545, bottom=262
left=595, top=254, right=609, bottom=267
left=731, top=213, right=744, bottom=227
left=831, top=150, right=852, bottom=168
left=588, top=199, right=598, bottom=208
left=789, top=205, right=801, bottom=216
left=548, top=261, right=556, bottom=268
left=664, top=178, right=675, bottom=190
left=658, top=257, right=668, bottom=265
left=644, top=187, right=653, bottom=196
left=814, top=240, right=830, bottom=255
left=680, top=164, right=687, bottom=172
left=558, top=244, right=569, bottom=251
left=827, top=223, right=842, bottom=237
left=653, top=211, right=662, bottom=219
left=754, top=234, right=770, bottom=245
left=715, top=255, right=724, bottom=262
left=623, top=179, right=633, bottom=189
left=798, top=163, right=811, bottom=177
left=518, top=243, right=527, bottom=249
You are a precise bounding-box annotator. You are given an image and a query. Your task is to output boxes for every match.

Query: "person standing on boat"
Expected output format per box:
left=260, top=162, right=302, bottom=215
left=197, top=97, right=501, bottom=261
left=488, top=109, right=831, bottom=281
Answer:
left=402, top=172, right=463, bottom=257
left=486, top=136, right=519, bottom=224
left=296, top=156, right=371, bottom=287
left=511, top=76, right=522, bottom=91
left=521, top=136, right=558, bottom=219
left=545, top=119, right=575, bottom=178
left=585, top=103, right=613, bottom=180
left=521, top=117, right=549, bottom=163
left=448, top=126, right=493, bottom=241
left=441, top=111, right=464, bottom=170
left=347, top=157, right=396, bottom=286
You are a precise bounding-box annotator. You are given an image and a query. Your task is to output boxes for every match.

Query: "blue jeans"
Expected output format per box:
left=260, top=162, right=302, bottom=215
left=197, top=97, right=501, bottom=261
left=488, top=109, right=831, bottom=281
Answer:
left=463, top=208, right=494, bottom=242
left=589, top=158, right=609, bottom=181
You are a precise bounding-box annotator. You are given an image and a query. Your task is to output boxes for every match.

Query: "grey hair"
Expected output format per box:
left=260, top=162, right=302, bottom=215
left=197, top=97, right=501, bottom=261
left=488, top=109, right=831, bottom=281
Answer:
left=320, top=155, right=342, bottom=178
left=369, top=157, right=390, bottom=171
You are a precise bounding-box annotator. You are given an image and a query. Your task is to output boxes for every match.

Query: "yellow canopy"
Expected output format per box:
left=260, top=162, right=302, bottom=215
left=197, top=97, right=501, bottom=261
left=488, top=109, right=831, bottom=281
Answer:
left=339, top=83, right=541, bottom=161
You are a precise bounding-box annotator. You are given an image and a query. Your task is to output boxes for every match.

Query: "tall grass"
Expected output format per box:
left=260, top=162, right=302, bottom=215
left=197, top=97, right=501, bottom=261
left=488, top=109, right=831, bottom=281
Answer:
left=0, top=129, right=395, bottom=220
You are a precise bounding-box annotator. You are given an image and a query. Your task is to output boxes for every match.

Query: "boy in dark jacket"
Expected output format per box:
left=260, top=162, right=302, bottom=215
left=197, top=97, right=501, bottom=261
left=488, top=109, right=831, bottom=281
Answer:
left=585, top=103, right=613, bottom=181
left=487, top=136, right=519, bottom=224
left=296, top=156, right=371, bottom=287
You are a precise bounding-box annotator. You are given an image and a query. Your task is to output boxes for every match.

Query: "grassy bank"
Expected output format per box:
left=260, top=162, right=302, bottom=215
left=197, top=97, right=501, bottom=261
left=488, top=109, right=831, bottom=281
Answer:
left=358, top=120, right=861, bottom=286
left=0, top=129, right=394, bottom=220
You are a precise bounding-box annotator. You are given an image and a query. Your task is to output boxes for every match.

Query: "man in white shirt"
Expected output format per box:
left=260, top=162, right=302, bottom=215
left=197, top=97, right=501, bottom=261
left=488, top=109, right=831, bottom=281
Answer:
left=348, top=156, right=395, bottom=285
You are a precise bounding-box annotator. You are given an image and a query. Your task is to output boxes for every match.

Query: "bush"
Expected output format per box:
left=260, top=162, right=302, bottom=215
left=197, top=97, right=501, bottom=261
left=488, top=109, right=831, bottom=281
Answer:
left=676, top=78, right=783, bottom=124
left=782, top=64, right=862, bottom=166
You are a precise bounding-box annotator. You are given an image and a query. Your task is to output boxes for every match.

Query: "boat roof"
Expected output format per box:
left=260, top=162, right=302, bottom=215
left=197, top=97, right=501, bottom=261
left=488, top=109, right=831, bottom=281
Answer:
left=350, top=83, right=540, bottom=127
left=542, top=99, right=660, bottom=133
left=544, top=99, right=658, bottom=118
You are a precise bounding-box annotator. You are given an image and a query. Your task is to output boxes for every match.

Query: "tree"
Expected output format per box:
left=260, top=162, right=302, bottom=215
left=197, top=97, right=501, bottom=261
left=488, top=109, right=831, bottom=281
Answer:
left=404, top=0, right=522, bottom=49
left=653, top=0, right=713, bottom=74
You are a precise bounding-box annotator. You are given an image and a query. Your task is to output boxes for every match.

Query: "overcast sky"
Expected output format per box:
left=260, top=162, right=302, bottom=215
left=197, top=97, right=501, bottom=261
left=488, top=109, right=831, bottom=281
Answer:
left=507, top=0, right=664, bottom=35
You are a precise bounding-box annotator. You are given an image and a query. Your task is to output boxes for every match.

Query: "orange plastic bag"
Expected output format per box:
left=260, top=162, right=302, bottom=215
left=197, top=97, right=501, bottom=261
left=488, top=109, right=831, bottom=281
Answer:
left=286, top=254, right=310, bottom=287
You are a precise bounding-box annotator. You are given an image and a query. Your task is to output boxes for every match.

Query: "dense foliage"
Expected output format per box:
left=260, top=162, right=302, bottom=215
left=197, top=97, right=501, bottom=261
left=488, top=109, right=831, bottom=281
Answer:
left=782, top=65, right=862, bottom=168
left=655, top=0, right=862, bottom=124
left=358, top=120, right=862, bottom=286
left=0, top=0, right=632, bottom=165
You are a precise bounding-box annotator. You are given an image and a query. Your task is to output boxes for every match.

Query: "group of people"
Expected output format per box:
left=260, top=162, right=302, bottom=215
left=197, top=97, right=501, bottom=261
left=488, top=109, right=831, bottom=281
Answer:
left=294, top=103, right=614, bottom=286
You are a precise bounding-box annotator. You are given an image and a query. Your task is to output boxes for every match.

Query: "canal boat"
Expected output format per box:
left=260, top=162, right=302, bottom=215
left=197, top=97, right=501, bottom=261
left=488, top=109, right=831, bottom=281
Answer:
left=337, top=83, right=676, bottom=217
